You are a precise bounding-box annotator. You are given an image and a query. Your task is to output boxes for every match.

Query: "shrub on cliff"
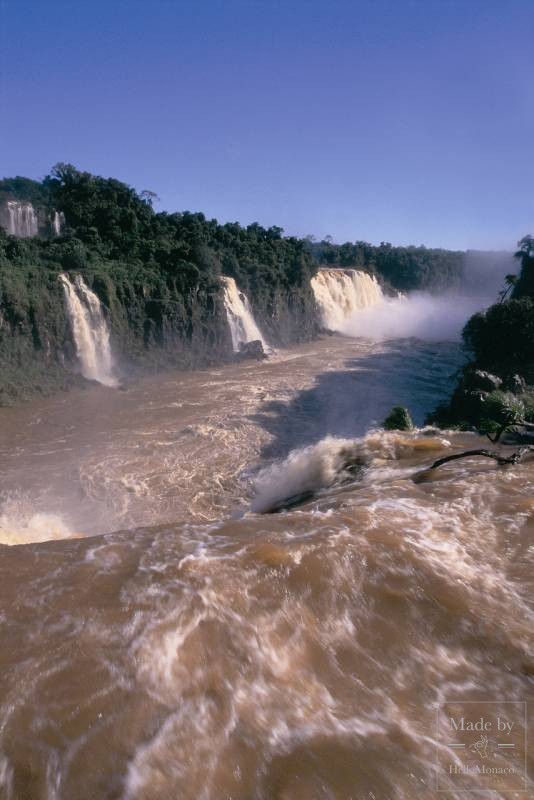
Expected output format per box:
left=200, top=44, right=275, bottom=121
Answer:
left=512, top=235, right=534, bottom=298
left=429, top=234, right=534, bottom=432
left=383, top=406, right=414, bottom=431
left=0, top=165, right=323, bottom=402
left=463, top=298, right=534, bottom=380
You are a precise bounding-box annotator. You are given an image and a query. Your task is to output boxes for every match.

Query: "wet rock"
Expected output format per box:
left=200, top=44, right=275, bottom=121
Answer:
left=448, top=387, right=489, bottom=422
left=235, top=340, right=268, bottom=361
left=462, top=370, right=502, bottom=393
left=383, top=406, right=414, bottom=431
left=500, top=426, right=534, bottom=445
left=504, top=373, right=526, bottom=393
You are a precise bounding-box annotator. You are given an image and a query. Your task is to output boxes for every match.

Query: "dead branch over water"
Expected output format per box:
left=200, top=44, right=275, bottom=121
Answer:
left=428, top=445, right=534, bottom=471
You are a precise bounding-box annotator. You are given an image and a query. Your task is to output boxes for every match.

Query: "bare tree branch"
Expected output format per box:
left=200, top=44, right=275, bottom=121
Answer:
left=428, top=446, right=534, bottom=471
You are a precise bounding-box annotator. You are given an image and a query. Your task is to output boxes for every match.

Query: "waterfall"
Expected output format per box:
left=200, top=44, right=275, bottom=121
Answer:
left=4, top=201, right=39, bottom=237
left=59, top=274, right=118, bottom=387
left=51, top=211, right=65, bottom=235
left=311, top=268, right=384, bottom=330
left=221, top=276, right=269, bottom=352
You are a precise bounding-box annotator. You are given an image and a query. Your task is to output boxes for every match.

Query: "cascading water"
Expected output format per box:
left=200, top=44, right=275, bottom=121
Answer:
left=221, top=276, right=269, bottom=352
left=3, top=201, right=39, bottom=237
left=311, top=268, right=384, bottom=330
left=51, top=210, right=65, bottom=235
left=312, top=257, right=515, bottom=342
left=59, top=274, right=119, bottom=387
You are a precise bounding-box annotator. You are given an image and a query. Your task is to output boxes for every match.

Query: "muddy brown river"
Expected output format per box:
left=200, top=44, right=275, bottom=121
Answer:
left=0, top=335, right=532, bottom=799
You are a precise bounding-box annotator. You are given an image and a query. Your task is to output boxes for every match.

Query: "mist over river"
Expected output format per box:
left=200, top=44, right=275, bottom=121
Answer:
left=1, top=335, right=533, bottom=799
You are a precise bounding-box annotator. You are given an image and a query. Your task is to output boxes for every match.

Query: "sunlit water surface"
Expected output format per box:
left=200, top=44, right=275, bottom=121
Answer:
left=0, top=335, right=533, bottom=800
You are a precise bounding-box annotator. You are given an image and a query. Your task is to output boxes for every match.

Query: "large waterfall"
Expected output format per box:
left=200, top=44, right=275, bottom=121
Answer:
left=4, top=201, right=39, bottom=237
left=59, top=274, right=118, bottom=387
left=221, top=276, right=269, bottom=352
left=311, top=268, right=384, bottom=330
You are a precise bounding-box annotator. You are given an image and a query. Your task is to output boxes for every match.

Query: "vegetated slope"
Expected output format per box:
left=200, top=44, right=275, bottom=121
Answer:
left=430, top=236, right=534, bottom=433
left=0, top=163, right=475, bottom=404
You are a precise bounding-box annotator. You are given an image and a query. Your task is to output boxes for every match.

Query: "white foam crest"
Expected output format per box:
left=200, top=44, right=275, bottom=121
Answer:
left=125, top=581, right=393, bottom=799
left=251, top=431, right=451, bottom=513
left=311, top=268, right=384, bottom=329
left=0, top=497, right=75, bottom=546
left=251, top=436, right=354, bottom=513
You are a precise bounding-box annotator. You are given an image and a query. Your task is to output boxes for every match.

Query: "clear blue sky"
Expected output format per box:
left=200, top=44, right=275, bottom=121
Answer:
left=1, top=0, right=533, bottom=250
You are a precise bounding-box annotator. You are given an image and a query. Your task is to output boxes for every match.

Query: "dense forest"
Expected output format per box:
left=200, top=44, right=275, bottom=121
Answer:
left=0, top=164, right=478, bottom=404
left=308, top=239, right=464, bottom=291
left=431, top=235, right=534, bottom=433
left=0, top=164, right=321, bottom=402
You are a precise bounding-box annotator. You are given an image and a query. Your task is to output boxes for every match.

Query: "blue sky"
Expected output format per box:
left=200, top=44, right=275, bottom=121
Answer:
left=1, top=0, right=533, bottom=249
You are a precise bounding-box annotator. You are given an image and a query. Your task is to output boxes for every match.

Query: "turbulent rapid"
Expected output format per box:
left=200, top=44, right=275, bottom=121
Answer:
left=0, top=335, right=533, bottom=799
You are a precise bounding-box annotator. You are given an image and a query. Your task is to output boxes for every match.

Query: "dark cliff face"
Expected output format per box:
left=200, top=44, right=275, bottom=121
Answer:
left=0, top=269, right=235, bottom=405
left=254, top=286, right=318, bottom=346
left=91, top=274, right=318, bottom=369
left=0, top=264, right=319, bottom=406
left=0, top=166, right=322, bottom=404
left=429, top=238, right=534, bottom=431
left=0, top=266, right=74, bottom=405
left=92, top=274, right=234, bottom=369
left=0, top=165, right=469, bottom=405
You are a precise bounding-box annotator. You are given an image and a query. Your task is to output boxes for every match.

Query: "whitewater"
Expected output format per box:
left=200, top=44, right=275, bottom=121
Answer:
left=59, top=273, right=119, bottom=387
left=0, top=272, right=532, bottom=799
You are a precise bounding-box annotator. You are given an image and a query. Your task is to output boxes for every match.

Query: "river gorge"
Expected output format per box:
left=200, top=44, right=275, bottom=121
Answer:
left=0, top=326, right=533, bottom=799
left=0, top=166, right=532, bottom=799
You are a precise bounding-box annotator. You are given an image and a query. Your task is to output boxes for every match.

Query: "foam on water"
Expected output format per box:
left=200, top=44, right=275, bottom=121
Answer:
left=0, top=338, right=532, bottom=797
left=0, top=496, right=74, bottom=546
left=311, top=257, right=515, bottom=342
left=251, top=429, right=451, bottom=513
left=340, top=291, right=497, bottom=341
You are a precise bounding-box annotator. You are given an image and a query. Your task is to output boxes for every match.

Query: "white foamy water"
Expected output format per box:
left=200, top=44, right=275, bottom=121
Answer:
left=312, top=256, right=516, bottom=342
left=339, top=291, right=493, bottom=341
left=51, top=210, right=65, bottom=235
left=0, top=337, right=464, bottom=540
left=59, top=273, right=119, bottom=387
left=251, top=430, right=452, bottom=513
left=311, top=268, right=384, bottom=329
left=3, top=200, right=39, bottom=237
left=0, top=337, right=532, bottom=799
left=0, top=496, right=74, bottom=546
left=221, top=276, right=269, bottom=352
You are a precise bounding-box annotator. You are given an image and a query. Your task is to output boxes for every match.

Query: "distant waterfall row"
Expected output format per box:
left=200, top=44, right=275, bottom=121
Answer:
left=0, top=202, right=65, bottom=238
left=59, top=274, right=118, bottom=387
left=59, top=273, right=267, bottom=389
left=311, top=268, right=384, bottom=330
left=221, top=277, right=269, bottom=352
left=55, top=269, right=382, bottom=387
left=221, top=270, right=383, bottom=350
